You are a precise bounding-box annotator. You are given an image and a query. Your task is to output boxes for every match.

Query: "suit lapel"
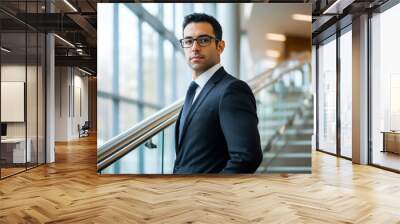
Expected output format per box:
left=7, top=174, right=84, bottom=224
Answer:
left=175, top=108, right=183, bottom=151
left=178, top=67, right=226, bottom=147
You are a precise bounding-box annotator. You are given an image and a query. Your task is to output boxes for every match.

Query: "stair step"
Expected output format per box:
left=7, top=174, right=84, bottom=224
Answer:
left=273, top=140, right=310, bottom=147
left=283, top=134, right=311, bottom=139
left=272, top=146, right=311, bottom=153
left=266, top=156, right=311, bottom=166
left=260, top=120, right=287, bottom=126
left=260, top=111, right=296, bottom=118
left=293, top=120, right=314, bottom=126
left=291, top=124, right=313, bottom=129
left=259, top=129, right=278, bottom=135
left=284, top=129, right=313, bottom=135
left=273, top=104, right=303, bottom=110
left=267, top=146, right=310, bottom=154
left=264, top=152, right=311, bottom=159
left=257, top=166, right=312, bottom=173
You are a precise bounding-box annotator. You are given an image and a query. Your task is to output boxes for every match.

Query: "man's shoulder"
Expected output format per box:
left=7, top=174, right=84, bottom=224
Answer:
left=219, top=73, right=251, bottom=93
left=211, top=68, right=252, bottom=97
left=217, top=69, right=244, bottom=85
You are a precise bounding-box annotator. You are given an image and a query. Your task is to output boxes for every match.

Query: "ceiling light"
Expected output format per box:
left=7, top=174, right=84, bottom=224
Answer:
left=1, top=47, right=11, bottom=53
left=292, top=14, right=312, bottom=22
left=63, top=0, right=78, bottom=12
left=265, top=33, right=286, bottom=42
left=78, top=67, right=92, bottom=76
left=266, top=50, right=280, bottom=58
left=54, top=34, right=75, bottom=48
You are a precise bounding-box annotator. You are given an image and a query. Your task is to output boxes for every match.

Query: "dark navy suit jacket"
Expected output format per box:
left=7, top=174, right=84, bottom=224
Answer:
left=173, top=67, right=262, bottom=174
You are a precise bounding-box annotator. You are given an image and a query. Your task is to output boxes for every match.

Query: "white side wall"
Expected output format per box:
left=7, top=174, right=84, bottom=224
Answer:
left=55, top=67, right=89, bottom=141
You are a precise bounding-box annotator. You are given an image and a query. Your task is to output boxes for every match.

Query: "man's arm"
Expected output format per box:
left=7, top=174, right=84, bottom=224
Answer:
left=219, top=80, right=263, bottom=173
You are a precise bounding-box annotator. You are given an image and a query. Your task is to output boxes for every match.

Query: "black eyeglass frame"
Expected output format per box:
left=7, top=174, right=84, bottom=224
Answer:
left=179, top=35, right=220, bottom=48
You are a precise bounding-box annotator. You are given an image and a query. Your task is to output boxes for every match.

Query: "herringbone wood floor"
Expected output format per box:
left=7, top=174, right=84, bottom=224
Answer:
left=1, top=134, right=400, bottom=223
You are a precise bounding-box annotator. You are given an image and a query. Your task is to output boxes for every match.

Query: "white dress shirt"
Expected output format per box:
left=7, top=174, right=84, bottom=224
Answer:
left=191, top=63, right=222, bottom=104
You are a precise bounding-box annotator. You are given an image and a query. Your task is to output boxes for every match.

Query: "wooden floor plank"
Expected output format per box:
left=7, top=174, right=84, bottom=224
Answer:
left=1, top=134, right=400, bottom=223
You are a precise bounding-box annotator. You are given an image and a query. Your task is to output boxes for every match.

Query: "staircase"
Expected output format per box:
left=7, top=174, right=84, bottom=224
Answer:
left=257, top=90, right=313, bottom=174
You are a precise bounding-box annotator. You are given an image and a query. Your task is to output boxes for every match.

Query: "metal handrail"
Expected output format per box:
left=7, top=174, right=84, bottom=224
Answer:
left=97, top=61, right=308, bottom=172
left=249, top=63, right=306, bottom=94
left=98, top=100, right=183, bottom=160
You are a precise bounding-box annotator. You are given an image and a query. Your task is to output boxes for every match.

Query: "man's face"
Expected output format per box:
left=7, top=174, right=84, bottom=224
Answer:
left=182, top=22, right=225, bottom=76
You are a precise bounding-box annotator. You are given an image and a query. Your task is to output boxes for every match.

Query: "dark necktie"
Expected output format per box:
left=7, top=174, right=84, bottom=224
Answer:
left=179, top=81, right=198, bottom=142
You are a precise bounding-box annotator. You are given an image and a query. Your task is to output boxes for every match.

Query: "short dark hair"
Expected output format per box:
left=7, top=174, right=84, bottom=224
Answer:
left=182, top=13, right=222, bottom=40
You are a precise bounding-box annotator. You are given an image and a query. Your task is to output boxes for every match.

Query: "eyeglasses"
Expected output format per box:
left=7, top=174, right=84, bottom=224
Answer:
left=179, top=35, right=219, bottom=48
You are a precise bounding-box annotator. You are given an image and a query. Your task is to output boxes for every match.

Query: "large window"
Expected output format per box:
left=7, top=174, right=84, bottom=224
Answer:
left=0, top=2, right=46, bottom=179
left=142, top=22, right=158, bottom=105
left=316, top=27, right=353, bottom=159
left=339, top=28, right=352, bottom=158
left=118, top=5, right=138, bottom=100
left=371, top=3, right=400, bottom=171
left=97, top=3, right=193, bottom=172
left=317, top=36, right=337, bottom=154
left=98, top=4, right=188, bottom=145
left=164, top=40, right=174, bottom=105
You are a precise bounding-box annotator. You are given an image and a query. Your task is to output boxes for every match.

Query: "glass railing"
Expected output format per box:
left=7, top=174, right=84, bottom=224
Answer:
left=257, top=96, right=313, bottom=173
left=98, top=61, right=312, bottom=174
left=101, top=122, right=177, bottom=174
left=255, top=62, right=313, bottom=173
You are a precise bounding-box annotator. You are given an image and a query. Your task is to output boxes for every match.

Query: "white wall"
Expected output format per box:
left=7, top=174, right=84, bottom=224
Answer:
left=1, top=63, right=46, bottom=163
left=55, top=67, right=89, bottom=141
left=72, top=73, right=89, bottom=138
left=1, top=65, right=33, bottom=138
left=55, top=67, right=68, bottom=141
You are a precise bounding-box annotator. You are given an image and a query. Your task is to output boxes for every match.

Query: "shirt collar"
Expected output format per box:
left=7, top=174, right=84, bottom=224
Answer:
left=193, top=63, right=222, bottom=89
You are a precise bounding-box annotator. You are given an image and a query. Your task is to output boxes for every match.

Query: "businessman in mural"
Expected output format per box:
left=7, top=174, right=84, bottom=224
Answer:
left=173, top=13, right=263, bottom=174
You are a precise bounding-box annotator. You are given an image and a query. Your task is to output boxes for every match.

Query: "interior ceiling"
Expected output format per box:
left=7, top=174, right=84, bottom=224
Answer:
left=0, top=0, right=99, bottom=73
left=0, top=0, right=97, bottom=13
left=311, top=0, right=389, bottom=44
left=0, top=32, right=43, bottom=65
left=247, top=3, right=312, bottom=62
left=1, top=1, right=314, bottom=73
left=3, top=0, right=386, bottom=74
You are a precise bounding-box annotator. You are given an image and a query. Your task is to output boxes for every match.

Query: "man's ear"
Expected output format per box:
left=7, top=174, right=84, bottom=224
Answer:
left=217, top=40, right=225, bottom=54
